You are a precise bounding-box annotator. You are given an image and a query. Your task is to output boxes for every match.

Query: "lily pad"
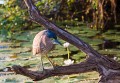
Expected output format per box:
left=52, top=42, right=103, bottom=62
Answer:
left=102, top=34, right=120, bottom=41
left=53, top=57, right=64, bottom=65
left=89, top=39, right=103, bottom=46
left=98, top=49, right=120, bottom=55
left=21, top=42, right=32, bottom=48
left=72, top=52, right=86, bottom=62
left=10, top=43, right=21, bottom=48
left=114, top=24, right=120, bottom=28
left=10, top=47, right=31, bottom=54
left=117, top=45, right=120, bottom=49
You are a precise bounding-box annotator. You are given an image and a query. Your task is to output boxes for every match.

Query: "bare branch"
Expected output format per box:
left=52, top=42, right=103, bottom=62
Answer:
left=12, top=59, right=96, bottom=81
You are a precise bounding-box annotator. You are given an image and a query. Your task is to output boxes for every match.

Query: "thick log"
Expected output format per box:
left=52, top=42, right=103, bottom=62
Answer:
left=12, top=59, right=96, bottom=81
left=12, top=0, right=120, bottom=82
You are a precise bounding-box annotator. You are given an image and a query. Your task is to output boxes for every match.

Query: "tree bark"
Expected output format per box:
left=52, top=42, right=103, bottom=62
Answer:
left=12, top=0, right=120, bottom=82
left=12, top=58, right=96, bottom=81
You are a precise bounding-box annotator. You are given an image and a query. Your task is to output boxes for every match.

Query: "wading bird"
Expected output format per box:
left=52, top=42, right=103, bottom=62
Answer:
left=32, top=29, right=61, bottom=72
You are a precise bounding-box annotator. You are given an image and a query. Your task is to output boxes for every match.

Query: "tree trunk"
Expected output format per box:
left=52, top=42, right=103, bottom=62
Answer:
left=12, top=0, right=120, bottom=82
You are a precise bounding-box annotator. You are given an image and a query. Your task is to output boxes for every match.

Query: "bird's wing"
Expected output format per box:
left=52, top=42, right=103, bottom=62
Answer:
left=32, top=30, right=46, bottom=55
left=40, top=35, right=55, bottom=54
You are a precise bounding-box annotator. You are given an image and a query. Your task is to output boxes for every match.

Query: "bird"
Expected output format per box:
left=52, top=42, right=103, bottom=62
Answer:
left=32, top=29, right=61, bottom=72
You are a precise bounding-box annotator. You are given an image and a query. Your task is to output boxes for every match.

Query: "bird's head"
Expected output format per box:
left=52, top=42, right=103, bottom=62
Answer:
left=46, top=30, right=62, bottom=45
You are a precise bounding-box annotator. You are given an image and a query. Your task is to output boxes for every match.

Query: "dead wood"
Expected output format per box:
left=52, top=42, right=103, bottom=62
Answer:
left=12, top=59, right=96, bottom=81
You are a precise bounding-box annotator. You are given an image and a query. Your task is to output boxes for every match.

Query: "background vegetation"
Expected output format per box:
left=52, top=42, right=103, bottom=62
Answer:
left=0, top=0, right=120, bottom=37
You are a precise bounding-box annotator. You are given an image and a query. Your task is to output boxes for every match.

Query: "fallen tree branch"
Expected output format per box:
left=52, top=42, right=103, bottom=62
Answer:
left=12, top=58, right=96, bottom=81
left=12, top=0, right=120, bottom=82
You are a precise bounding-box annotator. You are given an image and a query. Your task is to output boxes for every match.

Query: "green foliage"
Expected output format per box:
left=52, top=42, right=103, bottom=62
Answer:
left=91, top=0, right=98, bottom=10
left=35, top=0, right=117, bottom=29
left=35, top=0, right=61, bottom=15
left=0, top=0, right=117, bottom=39
left=0, top=0, right=28, bottom=40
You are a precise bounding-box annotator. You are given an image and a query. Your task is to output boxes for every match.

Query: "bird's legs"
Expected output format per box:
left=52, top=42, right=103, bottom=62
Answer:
left=37, top=55, right=44, bottom=72
left=45, top=54, right=54, bottom=70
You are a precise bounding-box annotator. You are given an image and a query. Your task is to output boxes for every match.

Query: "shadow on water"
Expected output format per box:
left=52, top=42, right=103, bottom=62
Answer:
left=98, top=40, right=120, bottom=50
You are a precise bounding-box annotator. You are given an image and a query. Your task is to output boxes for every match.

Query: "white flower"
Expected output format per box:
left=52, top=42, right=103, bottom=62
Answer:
left=113, top=57, right=117, bottom=60
left=1, top=23, right=3, bottom=25
left=15, top=23, right=17, bottom=25
left=64, top=59, right=74, bottom=66
left=63, top=42, right=70, bottom=48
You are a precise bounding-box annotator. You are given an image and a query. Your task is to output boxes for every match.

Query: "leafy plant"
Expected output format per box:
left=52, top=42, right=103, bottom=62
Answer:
left=0, top=0, right=30, bottom=40
left=35, top=0, right=117, bottom=30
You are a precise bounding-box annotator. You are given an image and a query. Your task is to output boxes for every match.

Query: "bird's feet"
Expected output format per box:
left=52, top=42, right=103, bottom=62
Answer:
left=47, top=64, right=55, bottom=70
left=36, top=64, right=45, bottom=73
left=37, top=68, right=46, bottom=74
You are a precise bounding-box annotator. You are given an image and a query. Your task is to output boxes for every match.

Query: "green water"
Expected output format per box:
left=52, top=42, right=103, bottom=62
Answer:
left=0, top=22, right=120, bottom=83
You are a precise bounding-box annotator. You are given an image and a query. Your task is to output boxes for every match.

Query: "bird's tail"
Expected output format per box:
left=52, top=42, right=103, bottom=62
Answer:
left=32, top=47, right=40, bottom=56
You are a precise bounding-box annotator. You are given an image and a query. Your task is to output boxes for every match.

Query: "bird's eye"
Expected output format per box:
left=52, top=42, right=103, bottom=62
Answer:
left=50, top=38, right=54, bottom=40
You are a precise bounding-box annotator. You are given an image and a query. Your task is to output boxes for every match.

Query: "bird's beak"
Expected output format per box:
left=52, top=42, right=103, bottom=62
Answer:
left=53, top=39, right=62, bottom=45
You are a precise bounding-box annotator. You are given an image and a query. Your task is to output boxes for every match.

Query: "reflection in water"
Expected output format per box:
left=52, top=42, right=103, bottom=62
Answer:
left=0, top=46, right=8, bottom=49
left=99, top=40, right=120, bottom=50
